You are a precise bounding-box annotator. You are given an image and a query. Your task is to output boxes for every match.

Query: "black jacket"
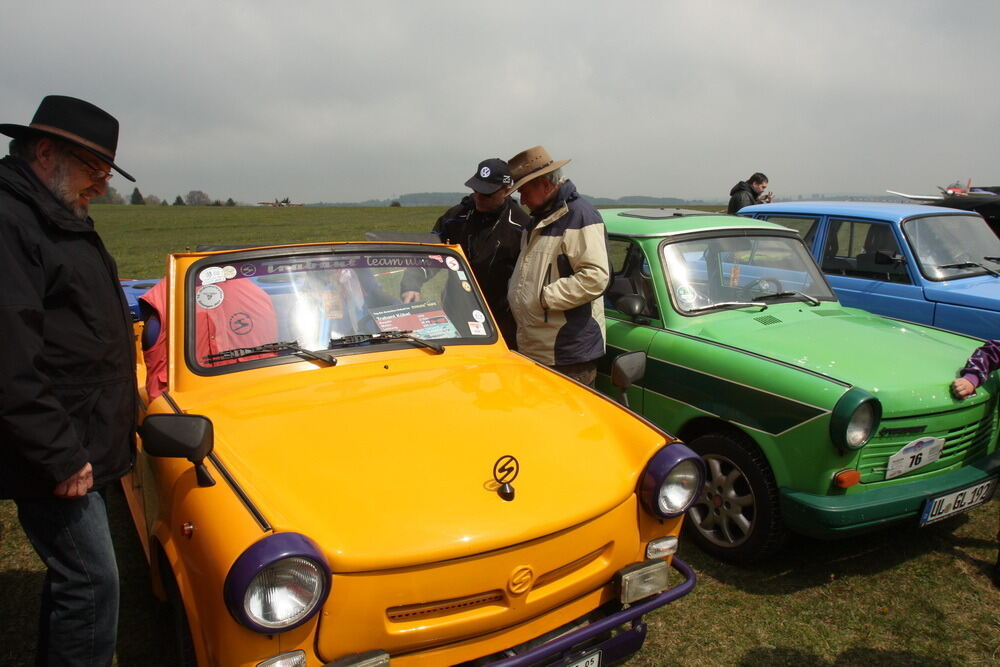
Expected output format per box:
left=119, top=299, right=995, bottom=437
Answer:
left=401, top=195, right=528, bottom=346
left=727, top=181, right=758, bottom=214
left=0, top=156, right=136, bottom=498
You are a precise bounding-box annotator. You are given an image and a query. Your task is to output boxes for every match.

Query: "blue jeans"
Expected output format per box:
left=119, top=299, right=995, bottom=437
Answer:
left=15, top=490, right=119, bottom=667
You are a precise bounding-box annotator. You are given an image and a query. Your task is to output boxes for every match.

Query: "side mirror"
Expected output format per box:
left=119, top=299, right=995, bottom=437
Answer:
left=139, top=414, right=216, bottom=487
left=610, top=350, right=646, bottom=408
left=615, top=294, right=648, bottom=323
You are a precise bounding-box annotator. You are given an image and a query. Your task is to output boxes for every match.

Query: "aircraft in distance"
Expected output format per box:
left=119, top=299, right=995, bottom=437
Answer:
left=257, top=197, right=303, bottom=207
left=887, top=181, right=1000, bottom=235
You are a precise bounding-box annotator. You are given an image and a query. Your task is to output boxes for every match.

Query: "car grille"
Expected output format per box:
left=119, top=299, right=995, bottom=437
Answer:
left=857, top=402, right=998, bottom=484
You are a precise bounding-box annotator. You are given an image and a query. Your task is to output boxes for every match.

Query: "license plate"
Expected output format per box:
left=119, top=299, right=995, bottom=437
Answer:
left=920, top=476, right=998, bottom=526
left=885, top=437, right=944, bottom=480
left=566, top=649, right=601, bottom=667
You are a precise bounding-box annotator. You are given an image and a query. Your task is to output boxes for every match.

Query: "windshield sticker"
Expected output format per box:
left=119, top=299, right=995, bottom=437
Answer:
left=228, top=312, right=254, bottom=335
left=370, top=301, right=460, bottom=340
left=196, top=284, right=225, bottom=310
left=457, top=270, right=468, bottom=281
left=676, top=284, right=698, bottom=305
left=239, top=263, right=257, bottom=277
left=461, top=281, right=472, bottom=292
left=469, top=321, right=486, bottom=336
left=199, top=266, right=227, bottom=285
left=472, top=309, right=486, bottom=323
left=446, top=257, right=460, bottom=271
left=223, top=265, right=237, bottom=280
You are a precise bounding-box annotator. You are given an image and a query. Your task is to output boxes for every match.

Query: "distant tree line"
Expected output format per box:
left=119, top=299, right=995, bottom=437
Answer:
left=93, top=186, right=236, bottom=206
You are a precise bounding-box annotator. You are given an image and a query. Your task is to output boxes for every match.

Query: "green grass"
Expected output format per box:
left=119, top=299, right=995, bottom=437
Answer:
left=1, top=204, right=998, bottom=666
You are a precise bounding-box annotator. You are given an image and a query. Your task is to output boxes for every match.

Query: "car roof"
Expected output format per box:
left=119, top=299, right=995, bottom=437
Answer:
left=600, top=208, right=793, bottom=237
left=740, top=200, right=978, bottom=222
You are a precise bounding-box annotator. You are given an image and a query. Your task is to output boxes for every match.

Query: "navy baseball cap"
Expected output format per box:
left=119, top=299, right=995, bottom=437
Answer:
left=464, top=158, right=514, bottom=195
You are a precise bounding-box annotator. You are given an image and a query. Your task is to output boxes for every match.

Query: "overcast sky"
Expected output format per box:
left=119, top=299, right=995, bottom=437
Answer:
left=4, top=1, right=999, bottom=204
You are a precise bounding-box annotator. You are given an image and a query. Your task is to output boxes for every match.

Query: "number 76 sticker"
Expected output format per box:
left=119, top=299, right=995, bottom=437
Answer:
left=885, top=437, right=945, bottom=480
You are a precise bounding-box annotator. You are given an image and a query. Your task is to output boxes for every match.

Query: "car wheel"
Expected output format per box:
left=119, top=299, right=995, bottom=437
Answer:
left=685, top=432, right=786, bottom=563
left=161, top=563, right=198, bottom=667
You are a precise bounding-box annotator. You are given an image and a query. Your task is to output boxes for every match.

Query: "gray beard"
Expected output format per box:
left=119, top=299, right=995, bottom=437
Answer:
left=49, top=160, right=89, bottom=220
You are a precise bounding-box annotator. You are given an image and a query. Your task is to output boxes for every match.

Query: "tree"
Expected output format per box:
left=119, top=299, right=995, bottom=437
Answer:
left=173, top=195, right=185, bottom=206
left=185, top=190, right=211, bottom=206
left=160, top=200, right=169, bottom=206
left=144, top=194, right=162, bottom=207
left=91, top=185, right=124, bottom=205
left=130, top=187, right=145, bottom=205
left=225, top=198, right=236, bottom=206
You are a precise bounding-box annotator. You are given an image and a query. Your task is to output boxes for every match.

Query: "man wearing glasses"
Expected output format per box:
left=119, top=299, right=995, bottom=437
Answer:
left=0, top=95, right=138, bottom=665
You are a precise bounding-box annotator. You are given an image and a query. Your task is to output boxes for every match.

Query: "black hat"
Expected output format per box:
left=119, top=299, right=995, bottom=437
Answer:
left=464, top=158, right=513, bottom=195
left=0, top=95, right=135, bottom=182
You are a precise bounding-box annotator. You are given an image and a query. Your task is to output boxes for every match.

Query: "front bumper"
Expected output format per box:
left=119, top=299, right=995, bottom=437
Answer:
left=486, top=556, right=696, bottom=666
left=781, top=450, right=1000, bottom=537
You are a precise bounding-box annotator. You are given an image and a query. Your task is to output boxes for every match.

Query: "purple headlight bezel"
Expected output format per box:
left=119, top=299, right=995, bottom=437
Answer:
left=223, top=532, right=332, bottom=633
left=639, top=443, right=706, bottom=518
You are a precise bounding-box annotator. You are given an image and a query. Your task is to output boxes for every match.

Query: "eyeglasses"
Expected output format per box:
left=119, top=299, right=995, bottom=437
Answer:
left=68, top=152, right=113, bottom=182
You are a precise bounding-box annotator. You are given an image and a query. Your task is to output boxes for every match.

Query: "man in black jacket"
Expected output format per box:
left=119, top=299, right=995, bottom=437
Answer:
left=0, top=95, right=138, bottom=666
left=401, top=158, right=528, bottom=348
left=727, top=172, right=773, bottom=213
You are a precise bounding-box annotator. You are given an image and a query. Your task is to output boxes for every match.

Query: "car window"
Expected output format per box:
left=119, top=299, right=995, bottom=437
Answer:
left=902, top=214, right=1000, bottom=281
left=660, top=234, right=835, bottom=314
left=186, top=249, right=495, bottom=371
left=824, top=219, right=910, bottom=284
left=608, top=238, right=632, bottom=273
left=606, top=238, right=659, bottom=318
left=762, top=215, right=818, bottom=246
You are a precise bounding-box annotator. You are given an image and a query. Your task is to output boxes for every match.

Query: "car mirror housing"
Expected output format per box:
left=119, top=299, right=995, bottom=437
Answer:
left=611, top=351, right=646, bottom=408
left=615, top=294, right=647, bottom=320
left=139, top=413, right=216, bottom=486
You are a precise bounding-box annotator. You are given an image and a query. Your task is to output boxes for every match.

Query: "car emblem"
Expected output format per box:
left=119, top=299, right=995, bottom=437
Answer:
left=508, top=566, right=534, bottom=595
left=493, top=455, right=519, bottom=501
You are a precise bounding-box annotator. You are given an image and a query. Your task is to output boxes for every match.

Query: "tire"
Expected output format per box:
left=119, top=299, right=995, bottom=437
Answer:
left=684, top=432, right=787, bottom=563
left=161, top=563, right=198, bottom=667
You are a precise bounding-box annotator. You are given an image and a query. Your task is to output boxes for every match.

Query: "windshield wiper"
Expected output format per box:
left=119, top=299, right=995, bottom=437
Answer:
left=983, top=256, right=1000, bottom=264
left=937, top=262, right=1000, bottom=277
left=752, top=291, right=820, bottom=306
left=686, top=301, right=767, bottom=313
left=328, top=330, right=444, bottom=354
left=202, top=340, right=336, bottom=365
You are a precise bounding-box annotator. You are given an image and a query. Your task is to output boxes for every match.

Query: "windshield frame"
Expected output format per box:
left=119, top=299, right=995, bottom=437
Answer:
left=183, top=244, right=497, bottom=376
left=900, top=213, right=1000, bottom=282
left=657, top=230, right=837, bottom=317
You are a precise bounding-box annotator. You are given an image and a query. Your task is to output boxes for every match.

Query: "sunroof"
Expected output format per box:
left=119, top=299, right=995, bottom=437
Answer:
left=617, top=208, right=716, bottom=220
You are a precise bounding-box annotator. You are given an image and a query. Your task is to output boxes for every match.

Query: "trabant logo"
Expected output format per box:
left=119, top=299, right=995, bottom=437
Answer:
left=508, top=566, right=534, bottom=595
left=493, top=455, right=519, bottom=484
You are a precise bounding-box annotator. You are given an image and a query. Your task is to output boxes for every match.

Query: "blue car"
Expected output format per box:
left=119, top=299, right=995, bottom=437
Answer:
left=740, top=201, right=1000, bottom=339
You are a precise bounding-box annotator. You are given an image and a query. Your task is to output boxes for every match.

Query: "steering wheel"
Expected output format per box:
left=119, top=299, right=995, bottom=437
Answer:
left=739, top=276, right=783, bottom=300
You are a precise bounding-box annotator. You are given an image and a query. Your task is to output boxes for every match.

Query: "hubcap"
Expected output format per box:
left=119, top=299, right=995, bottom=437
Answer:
left=688, top=454, right=756, bottom=547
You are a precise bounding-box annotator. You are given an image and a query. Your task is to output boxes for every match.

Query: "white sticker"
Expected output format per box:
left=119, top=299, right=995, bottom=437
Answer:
left=460, top=281, right=472, bottom=292
left=446, top=257, right=460, bottom=271
left=457, top=271, right=468, bottom=281
left=222, top=265, right=237, bottom=279
left=240, top=263, right=257, bottom=277
left=469, top=321, right=486, bottom=335
left=196, top=284, right=225, bottom=310
left=199, top=266, right=226, bottom=285
left=480, top=166, right=491, bottom=178
left=472, top=309, right=486, bottom=323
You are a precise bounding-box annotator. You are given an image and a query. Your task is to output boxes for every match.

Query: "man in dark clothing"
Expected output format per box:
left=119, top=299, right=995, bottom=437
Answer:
left=727, top=172, right=773, bottom=213
left=400, top=158, right=528, bottom=347
left=0, top=95, right=138, bottom=666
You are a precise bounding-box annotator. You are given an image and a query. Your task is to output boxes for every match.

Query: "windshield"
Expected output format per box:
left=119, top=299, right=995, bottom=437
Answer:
left=661, top=233, right=836, bottom=314
left=186, top=248, right=494, bottom=370
left=901, top=214, right=1000, bottom=281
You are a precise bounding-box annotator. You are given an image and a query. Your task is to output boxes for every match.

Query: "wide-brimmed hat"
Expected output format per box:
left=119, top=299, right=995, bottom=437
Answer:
left=508, top=145, right=570, bottom=191
left=464, top=158, right=514, bottom=195
left=0, top=95, right=134, bottom=182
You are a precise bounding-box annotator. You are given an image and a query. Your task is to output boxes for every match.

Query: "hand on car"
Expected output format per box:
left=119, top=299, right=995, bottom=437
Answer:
left=951, top=377, right=975, bottom=399
left=53, top=462, right=94, bottom=498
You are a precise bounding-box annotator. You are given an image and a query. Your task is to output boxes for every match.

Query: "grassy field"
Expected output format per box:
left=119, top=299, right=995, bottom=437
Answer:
left=1, top=204, right=998, bottom=666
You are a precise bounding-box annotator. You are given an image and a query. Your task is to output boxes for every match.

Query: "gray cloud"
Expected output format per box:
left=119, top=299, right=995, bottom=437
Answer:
left=3, top=0, right=999, bottom=203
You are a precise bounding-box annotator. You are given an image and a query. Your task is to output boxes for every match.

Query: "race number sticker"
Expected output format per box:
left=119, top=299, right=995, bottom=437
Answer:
left=469, top=321, right=486, bottom=336
left=885, top=437, right=945, bottom=480
left=196, top=284, right=225, bottom=310
left=199, top=266, right=226, bottom=285
left=471, top=309, right=486, bottom=323
left=446, top=257, right=460, bottom=271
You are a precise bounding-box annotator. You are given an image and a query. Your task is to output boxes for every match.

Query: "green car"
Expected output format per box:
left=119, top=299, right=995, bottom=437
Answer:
left=597, top=208, right=1000, bottom=562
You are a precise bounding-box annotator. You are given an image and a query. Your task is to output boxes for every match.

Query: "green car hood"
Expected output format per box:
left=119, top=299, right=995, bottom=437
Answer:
left=686, top=304, right=984, bottom=415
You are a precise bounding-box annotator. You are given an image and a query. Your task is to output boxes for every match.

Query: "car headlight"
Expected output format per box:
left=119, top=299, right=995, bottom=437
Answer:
left=830, top=387, right=882, bottom=452
left=639, top=443, right=705, bottom=518
left=224, top=533, right=331, bottom=633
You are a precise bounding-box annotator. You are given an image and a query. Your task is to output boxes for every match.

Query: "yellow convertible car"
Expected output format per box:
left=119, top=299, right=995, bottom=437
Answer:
left=121, top=241, right=704, bottom=667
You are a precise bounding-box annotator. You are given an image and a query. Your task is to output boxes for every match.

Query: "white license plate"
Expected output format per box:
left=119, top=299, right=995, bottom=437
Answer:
left=566, top=649, right=601, bottom=667
left=885, top=437, right=944, bottom=480
left=920, top=477, right=998, bottom=526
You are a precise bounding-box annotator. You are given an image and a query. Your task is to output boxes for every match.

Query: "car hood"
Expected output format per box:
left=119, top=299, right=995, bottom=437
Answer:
left=923, top=275, right=1000, bottom=311
left=181, top=354, right=662, bottom=572
left=689, top=304, right=983, bottom=415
